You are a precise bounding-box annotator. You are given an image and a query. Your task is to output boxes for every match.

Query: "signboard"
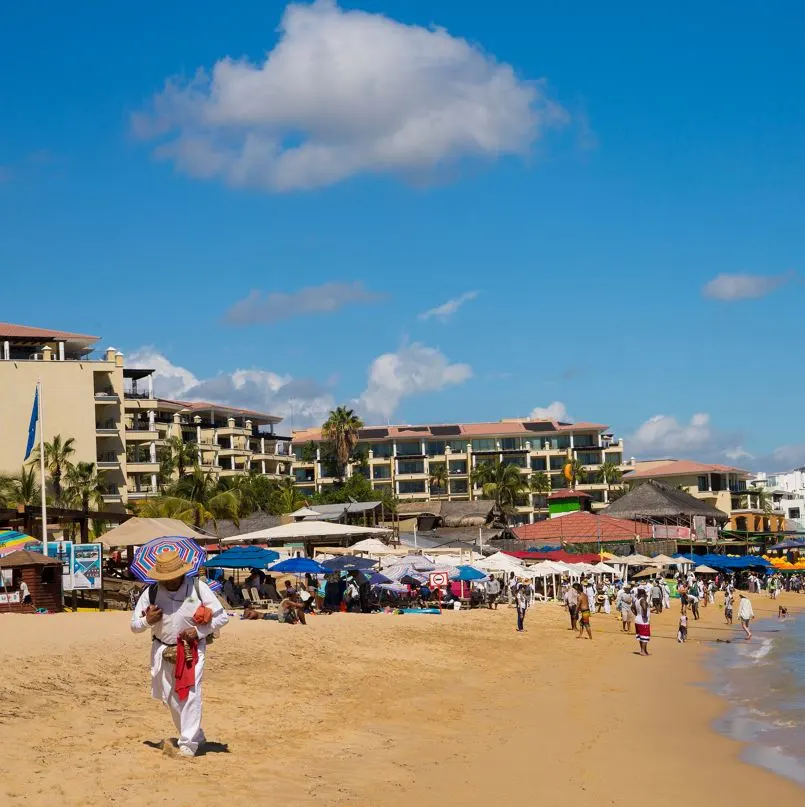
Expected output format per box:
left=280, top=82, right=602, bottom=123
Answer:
left=429, top=571, right=449, bottom=589
left=0, top=592, right=21, bottom=604
left=46, top=541, right=74, bottom=590
left=72, top=543, right=103, bottom=591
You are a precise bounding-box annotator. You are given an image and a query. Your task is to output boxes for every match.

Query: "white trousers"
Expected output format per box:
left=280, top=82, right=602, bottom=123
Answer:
left=151, top=645, right=207, bottom=754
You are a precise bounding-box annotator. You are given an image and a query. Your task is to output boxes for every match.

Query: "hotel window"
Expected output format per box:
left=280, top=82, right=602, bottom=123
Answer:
left=471, top=438, right=497, bottom=452
left=373, top=482, right=392, bottom=493
left=449, top=460, right=467, bottom=474
left=372, top=464, right=391, bottom=480
left=789, top=508, right=801, bottom=520
left=397, top=460, right=424, bottom=475
left=396, top=441, right=421, bottom=456
left=446, top=440, right=467, bottom=453
left=549, top=456, right=565, bottom=471
left=606, top=452, right=622, bottom=465
left=450, top=479, right=468, bottom=494
left=551, top=472, right=568, bottom=489
left=576, top=451, right=602, bottom=466
left=501, top=437, right=525, bottom=451
left=426, top=441, right=446, bottom=457
left=531, top=456, right=547, bottom=471
left=294, top=468, right=314, bottom=483
left=502, top=455, right=526, bottom=468
left=697, top=475, right=709, bottom=492
left=398, top=480, right=426, bottom=494
left=573, top=434, right=596, bottom=448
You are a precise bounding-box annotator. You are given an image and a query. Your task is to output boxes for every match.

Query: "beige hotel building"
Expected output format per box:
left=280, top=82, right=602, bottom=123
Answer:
left=0, top=322, right=292, bottom=512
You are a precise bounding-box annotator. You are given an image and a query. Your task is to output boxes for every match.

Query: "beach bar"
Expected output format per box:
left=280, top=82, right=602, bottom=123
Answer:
left=0, top=550, right=63, bottom=613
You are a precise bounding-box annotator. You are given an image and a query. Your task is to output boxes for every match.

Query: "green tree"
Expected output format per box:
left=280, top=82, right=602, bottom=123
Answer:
left=171, top=468, right=242, bottom=521
left=64, top=461, right=105, bottom=512
left=156, top=451, right=175, bottom=494
left=471, top=461, right=529, bottom=512
left=268, top=477, right=307, bottom=515
left=321, top=406, right=364, bottom=479
left=0, top=469, right=39, bottom=508
left=428, top=462, right=448, bottom=495
left=43, top=434, right=76, bottom=504
left=166, top=435, right=198, bottom=478
left=598, top=461, right=623, bottom=494
left=299, top=441, right=318, bottom=463
left=529, top=471, right=552, bottom=514
left=136, top=496, right=217, bottom=529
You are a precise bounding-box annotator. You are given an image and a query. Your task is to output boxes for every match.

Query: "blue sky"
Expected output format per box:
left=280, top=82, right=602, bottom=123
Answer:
left=2, top=1, right=804, bottom=469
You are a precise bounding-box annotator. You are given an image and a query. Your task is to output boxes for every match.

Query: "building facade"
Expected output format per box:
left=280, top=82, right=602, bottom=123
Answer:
left=624, top=459, right=787, bottom=533
left=0, top=322, right=291, bottom=512
left=291, top=418, right=627, bottom=524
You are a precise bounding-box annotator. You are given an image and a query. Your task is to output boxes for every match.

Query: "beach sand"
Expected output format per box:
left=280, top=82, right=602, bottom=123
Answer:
left=1, top=592, right=802, bottom=806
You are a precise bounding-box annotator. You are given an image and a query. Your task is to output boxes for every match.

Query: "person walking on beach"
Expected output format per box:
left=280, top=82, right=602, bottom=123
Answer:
left=677, top=612, right=688, bottom=644
left=131, top=551, right=229, bottom=758
left=687, top=584, right=700, bottom=621
left=633, top=589, right=651, bottom=655
left=738, top=593, right=754, bottom=640
left=650, top=580, right=663, bottom=614
left=576, top=583, right=592, bottom=640
left=616, top=585, right=634, bottom=633
left=515, top=583, right=528, bottom=632
left=661, top=579, right=671, bottom=611
left=564, top=581, right=579, bottom=631
left=724, top=590, right=734, bottom=624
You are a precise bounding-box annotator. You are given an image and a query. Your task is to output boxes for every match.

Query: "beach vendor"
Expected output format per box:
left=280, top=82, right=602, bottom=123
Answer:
left=633, top=589, right=651, bottom=656
left=130, top=550, right=229, bottom=758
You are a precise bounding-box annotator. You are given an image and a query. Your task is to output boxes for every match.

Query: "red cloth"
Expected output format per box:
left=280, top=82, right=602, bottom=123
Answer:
left=635, top=623, right=651, bottom=641
left=174, top=639, right=198, bottom=702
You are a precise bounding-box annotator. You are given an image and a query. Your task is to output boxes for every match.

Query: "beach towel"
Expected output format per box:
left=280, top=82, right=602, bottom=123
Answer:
left=174, top=638, right=198, bottom=702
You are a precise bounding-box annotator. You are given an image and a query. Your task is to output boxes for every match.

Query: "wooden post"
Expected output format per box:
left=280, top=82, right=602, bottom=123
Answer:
left=80, top=513, right=89, bottom=544
left=72, top=589, right=78, bottom=612
left=99, top=571, right=105, bottom=612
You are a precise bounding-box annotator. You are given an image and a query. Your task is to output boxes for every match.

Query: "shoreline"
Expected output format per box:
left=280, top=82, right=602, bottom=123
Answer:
left=0, top=593, right=803, bottom=806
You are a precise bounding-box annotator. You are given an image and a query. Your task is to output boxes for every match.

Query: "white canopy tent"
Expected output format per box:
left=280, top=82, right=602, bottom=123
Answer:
left=221, top=520, right=391, bottom=544
left=474, top=552, right=524, bottom=573
left=99, top=517, right=210, bottom=548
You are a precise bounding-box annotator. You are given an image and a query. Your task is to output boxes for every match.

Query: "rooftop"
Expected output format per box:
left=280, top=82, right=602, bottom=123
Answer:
left=160, top=399, right=282, bottom=423
left=512, top=511, right=653, bottom=544
left=624, top=459, right=749, bottom=481
left=0, top=321, right=99, bottom=351
left=293, top=418, right=611, bottom=443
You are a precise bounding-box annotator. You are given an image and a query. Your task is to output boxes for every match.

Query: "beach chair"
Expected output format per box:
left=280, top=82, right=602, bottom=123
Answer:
left=250, top=588, right=270, bottom=608
left=241, top=589, right=254, bottom=608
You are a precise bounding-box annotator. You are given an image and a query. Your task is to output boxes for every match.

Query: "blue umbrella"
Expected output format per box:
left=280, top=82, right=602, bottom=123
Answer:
left=269, top=557, right=328, bottom=575
left=321, top=556, right=378, bottom=572
left=368, top=571, right=393, bottom=585
left=204, top=546, right=279, bottom=569
left=450, top=565, right=488, bottom=582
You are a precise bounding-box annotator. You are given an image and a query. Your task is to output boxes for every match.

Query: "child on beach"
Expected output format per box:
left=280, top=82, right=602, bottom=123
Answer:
left=677, top=612, right=688, bottom=643
left=724, top=594, right=733, bottom=625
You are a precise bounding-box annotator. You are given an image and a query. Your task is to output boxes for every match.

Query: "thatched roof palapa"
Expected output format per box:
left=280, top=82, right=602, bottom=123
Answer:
left=396, top=501, right=496, bottom=527
left=603, top=479, right=728, bottom=523
left=0, top=550, right=61, bottom=568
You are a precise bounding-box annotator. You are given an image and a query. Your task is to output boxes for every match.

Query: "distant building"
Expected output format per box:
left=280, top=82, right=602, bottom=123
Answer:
left=292, top=418, right=628, bottom=524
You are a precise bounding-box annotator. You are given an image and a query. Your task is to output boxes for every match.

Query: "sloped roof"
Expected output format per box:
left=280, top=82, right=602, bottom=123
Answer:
left=0, top=550, right=61, bottom=568
left=395, top=500, right=495, bottom=526
left=0, top=322, right=98, bottom=344
left=624, top=459, right=748, bottom=480
left=548, top=489, right=591, bottom=500
left=512, top=512, right=652, bottom=544
left=203, top=512, right=282, bottom=539
left=603, top=479, right=728, bottom=522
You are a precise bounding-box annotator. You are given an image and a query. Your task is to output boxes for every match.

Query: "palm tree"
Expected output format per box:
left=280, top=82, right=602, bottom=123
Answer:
left=166, top=435, right=198, bottom=478
left=0, top=473, right=19, bottom=508
left=64, top=461, right=105, bottom=512
left=530, top=471, right=552, bottom=515
left=429, top=463, right=448, bottom=496
left=322, top=406, right=364, bottom=479
left=172, top=468, right=242, bottom=522
left=217, top=474, right=260, bottom=514
left=269, top=477, right=307, bottom=515
left=43, top=434, right=76, bottom=504
left=598, top=461, right=623, bottom=496
left=156, top=451, right=175, bottom=494
left=565, top=458, right=587, bottom=488
left=137, top=496, right=216, bottom=529
left=472, top=461, right=529, bottom=512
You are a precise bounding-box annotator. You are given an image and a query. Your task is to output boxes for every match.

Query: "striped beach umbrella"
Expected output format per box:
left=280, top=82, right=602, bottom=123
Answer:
left=0, top=530, right=40, bottom=558
left=130, top=535, right=206, bottom=583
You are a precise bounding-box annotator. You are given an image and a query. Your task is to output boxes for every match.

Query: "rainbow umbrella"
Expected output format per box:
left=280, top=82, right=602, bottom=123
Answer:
left=130, top=535, right=206, bottom=583
left=0, top=530, right=40, bottom=558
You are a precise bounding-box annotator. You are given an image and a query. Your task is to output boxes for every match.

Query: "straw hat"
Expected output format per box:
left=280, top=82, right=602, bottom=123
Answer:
left=146, top=550, right=193, bottom=582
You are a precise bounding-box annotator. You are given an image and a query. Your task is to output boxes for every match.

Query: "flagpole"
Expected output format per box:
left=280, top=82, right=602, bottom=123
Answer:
left=38, top=379, right=47, bottom=556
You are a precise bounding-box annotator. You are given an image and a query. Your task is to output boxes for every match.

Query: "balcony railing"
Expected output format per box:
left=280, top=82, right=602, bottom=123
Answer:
left=124, top=391, right=154, bottom=400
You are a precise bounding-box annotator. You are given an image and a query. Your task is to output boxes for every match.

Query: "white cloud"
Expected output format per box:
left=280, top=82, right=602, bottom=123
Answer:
left=528, top=401, right=572, bottom=422
left=418, top=290, right=478, bottom=321
left=702, top=272, right=793, bottom=301
left=127, top=348, right=334, bottom=428
left=133, top=0, right=566, bottom=191
left=225, top=281, right=385, bottom=325
left=359, top=342, right=472, bottom=419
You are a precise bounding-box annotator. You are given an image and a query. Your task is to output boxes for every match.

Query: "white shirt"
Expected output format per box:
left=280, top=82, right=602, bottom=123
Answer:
left=738, top=597, right=754, bottom=621
left=19, top=581, right=30, bottom=599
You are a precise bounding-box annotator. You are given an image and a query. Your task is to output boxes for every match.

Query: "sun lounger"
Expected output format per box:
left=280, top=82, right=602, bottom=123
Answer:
left=250, top=587, right=270, bottom=608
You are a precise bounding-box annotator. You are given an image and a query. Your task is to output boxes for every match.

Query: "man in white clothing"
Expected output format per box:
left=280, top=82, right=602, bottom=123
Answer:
left=738, top=593, right=754, bottom=640
left=131, top=550, right=229, bottom=757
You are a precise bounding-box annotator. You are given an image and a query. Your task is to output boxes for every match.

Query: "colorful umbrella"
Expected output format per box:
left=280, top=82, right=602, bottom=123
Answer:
left=130, top=535, right=206, bottom=583
left=0, top=530, right=40, bottom=558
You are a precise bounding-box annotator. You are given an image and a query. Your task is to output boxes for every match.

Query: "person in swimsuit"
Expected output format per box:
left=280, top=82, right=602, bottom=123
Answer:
left=575, top=583, right=592, bottom=640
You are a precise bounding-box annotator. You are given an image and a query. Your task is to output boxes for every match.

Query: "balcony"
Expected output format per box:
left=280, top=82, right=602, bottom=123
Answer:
left=126, top=458, right=159, bottom=473
left=94, top=390, right=119, bottom=404
left=125, top=425, right=159, bottom=441
left=124, top=391, right=158, bottom=409
left=219, top=467, right=250, bottom=477
left=95, top=423, right=120, bottom=437
left=126, top=486, right=157, bottom=499
left=100, top=487, right=121, bottom=502
left=97, top=454, right=121, bottom=469
left=218, top=446, right=251, bottom=457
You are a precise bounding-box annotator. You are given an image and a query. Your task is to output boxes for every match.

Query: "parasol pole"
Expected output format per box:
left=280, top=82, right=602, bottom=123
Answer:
left=38, top=379, right=48, bottom=558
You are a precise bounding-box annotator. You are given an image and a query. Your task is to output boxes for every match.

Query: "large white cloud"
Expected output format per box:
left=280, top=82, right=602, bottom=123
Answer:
left=127, top=348, right=334, bottom=428
left=359, top=343, right=472, bottom=420
left=528, top=401, right=571, bottom=422
left=702, top=272, right=792, bottom=301
left=133, top=0, right=565, bottom=191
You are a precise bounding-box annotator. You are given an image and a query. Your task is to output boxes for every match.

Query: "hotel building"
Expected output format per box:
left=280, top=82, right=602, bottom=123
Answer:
left=0, top=323, right=292, bottom=511
left=291, top=419, right=627, bottom=524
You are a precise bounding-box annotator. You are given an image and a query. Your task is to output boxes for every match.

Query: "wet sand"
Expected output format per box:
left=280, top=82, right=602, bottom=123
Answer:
left=1, top=592, right=802, bottom=806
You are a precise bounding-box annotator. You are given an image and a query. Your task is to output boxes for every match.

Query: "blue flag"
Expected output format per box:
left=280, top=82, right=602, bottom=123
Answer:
left=24, top=387, right=39, bottom=461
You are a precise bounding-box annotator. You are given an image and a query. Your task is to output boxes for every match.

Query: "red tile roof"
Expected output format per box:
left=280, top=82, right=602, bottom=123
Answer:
left=505, top=550, right=603, bottom=563
left=162, top=399, right=281, bottom=421
left=0, top=322, right=98, bottom=342
left=624, top=460, right=748, bottom=480
left=548, top=489, right=591, bottom=500
left=512, top=512, right=652, bottom=544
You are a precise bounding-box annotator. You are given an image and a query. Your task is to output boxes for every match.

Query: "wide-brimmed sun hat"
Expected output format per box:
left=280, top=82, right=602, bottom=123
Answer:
left=145, top=549, right=194, bottom=582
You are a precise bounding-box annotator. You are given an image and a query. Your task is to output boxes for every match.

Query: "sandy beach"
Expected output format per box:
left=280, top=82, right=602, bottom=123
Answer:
left=1, top=593, right=802, bottom=807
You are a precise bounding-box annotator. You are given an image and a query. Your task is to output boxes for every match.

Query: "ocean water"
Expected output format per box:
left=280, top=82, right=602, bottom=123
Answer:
left=709, top=614, right=805, bottom=787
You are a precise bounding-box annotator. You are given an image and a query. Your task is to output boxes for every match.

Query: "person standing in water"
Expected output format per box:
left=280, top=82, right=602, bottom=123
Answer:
left=738, top=593, right=754, bottom=640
